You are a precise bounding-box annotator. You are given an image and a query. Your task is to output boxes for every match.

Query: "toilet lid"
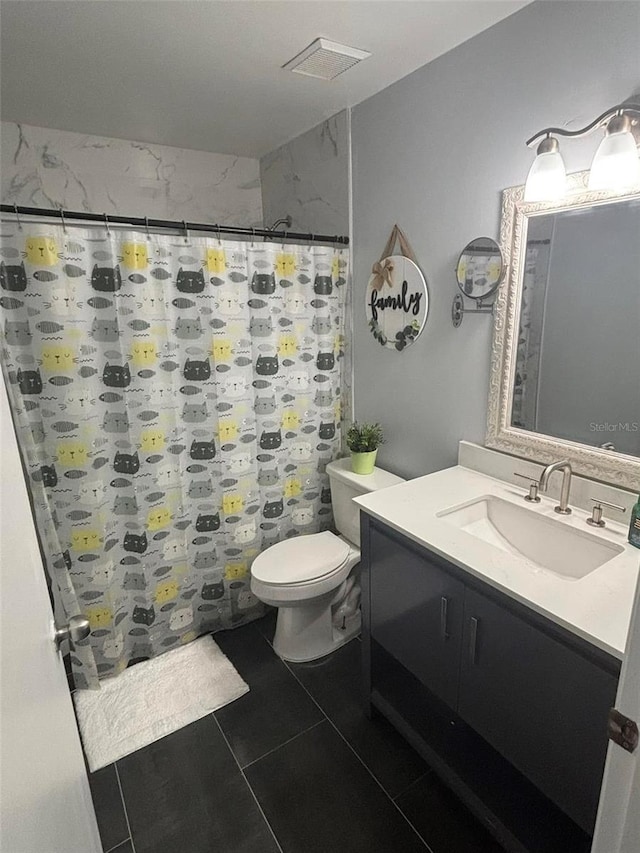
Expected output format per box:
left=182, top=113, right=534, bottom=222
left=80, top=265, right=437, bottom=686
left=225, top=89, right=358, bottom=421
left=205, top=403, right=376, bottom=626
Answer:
left=251, top=531, right=351, bottom=584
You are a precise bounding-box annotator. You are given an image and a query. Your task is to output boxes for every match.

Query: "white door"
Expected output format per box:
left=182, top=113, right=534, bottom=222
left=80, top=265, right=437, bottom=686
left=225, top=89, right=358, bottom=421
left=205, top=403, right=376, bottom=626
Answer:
left=0, top=381, right=102, bottom=853
left=592, top=555, right=640, bottom=853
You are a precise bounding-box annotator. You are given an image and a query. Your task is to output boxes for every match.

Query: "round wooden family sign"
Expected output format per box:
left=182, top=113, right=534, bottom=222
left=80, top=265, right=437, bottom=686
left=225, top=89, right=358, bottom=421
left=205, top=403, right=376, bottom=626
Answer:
left=365, top=254, right=429, bottom=350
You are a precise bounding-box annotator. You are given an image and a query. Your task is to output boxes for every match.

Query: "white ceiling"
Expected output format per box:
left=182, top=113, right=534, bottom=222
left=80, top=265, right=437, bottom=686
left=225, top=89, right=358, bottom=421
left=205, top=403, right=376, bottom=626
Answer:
left=0, top=1, right=529, bottom=159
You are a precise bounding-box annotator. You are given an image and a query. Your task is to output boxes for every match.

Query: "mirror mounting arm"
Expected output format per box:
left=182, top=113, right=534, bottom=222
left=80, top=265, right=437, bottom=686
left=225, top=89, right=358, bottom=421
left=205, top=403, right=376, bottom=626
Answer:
left=452, top=293, right=495, bottom=328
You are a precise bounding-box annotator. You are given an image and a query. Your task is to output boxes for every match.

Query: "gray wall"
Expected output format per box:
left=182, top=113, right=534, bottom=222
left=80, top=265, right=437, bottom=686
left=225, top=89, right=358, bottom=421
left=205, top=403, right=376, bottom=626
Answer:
left=260, top=110, right=349, bottom=235
left=351, top=0, right=640, bottom=479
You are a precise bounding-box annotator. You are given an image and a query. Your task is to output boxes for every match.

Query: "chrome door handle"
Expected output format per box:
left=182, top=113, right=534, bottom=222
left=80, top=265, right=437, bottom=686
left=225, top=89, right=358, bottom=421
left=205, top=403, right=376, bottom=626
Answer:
left=469, top=617, right=479, bottom=665
left=54, top=615, right=90, bottom=651
left=440, top=596, right=450, bottom=641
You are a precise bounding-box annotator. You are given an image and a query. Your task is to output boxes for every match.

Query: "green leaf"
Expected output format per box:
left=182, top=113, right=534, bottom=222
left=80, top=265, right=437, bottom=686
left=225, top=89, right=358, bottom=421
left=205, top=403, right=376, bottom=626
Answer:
left=346, top=421, right=385, bottom=452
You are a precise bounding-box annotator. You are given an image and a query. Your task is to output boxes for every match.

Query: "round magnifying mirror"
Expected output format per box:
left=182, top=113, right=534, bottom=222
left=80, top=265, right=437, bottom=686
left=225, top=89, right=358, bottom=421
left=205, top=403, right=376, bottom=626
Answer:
left=455, top=237, right=504, bottom=300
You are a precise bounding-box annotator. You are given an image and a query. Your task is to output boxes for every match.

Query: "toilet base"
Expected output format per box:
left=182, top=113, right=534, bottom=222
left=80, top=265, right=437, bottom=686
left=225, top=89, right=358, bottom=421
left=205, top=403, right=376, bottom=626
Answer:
left=273, top=602, right=361, bottom=663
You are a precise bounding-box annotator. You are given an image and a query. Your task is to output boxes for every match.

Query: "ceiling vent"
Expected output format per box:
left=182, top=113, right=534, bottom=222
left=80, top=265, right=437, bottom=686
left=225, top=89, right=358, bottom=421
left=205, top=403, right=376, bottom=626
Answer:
left=283, top=38, right=371, bottom=81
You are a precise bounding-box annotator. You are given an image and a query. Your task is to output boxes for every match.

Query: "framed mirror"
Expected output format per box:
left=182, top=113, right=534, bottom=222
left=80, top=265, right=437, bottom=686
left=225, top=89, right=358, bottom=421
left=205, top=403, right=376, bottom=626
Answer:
left=456, top=237, right=504, bottom=300
left=486, top=171, right=640, bottom=490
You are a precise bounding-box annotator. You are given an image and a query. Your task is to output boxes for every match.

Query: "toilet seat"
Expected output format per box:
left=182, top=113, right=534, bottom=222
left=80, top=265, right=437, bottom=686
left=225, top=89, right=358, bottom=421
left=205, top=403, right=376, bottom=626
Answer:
left=251, top=530, right=351, bottom=585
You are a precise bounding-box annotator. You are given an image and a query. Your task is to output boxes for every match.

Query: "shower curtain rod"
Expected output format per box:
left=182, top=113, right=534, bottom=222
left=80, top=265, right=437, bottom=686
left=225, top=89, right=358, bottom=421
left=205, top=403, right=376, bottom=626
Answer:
left=0, top=204, right=350, bottom=246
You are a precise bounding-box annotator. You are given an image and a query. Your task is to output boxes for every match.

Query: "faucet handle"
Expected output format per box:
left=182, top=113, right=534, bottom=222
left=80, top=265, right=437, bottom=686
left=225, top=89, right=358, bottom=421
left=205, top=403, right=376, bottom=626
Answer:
left=587, top=498, right=626, bottom=528
left=514, top=472, right=541, bottom=503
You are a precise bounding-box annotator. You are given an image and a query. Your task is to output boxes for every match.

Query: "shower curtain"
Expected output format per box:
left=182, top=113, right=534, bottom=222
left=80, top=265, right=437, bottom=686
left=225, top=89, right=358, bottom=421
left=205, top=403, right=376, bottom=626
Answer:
left=0, top=222, right=348, bottom=688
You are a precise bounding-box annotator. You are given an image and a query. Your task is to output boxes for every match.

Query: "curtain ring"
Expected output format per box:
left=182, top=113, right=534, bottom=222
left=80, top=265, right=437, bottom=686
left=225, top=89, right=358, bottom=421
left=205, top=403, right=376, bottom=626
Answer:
left=216, top=224, right=222, bottom=246
left=144, top=217, right=151, bottom=240
left=13, top=204, right=22, bottom=231
left=282, top=230, right=288, bottom=250
left=59, top=207, right=67, bottom=234
left=251, top=227, right=255, bottom=249
left=182, top=220, right=189, bottom=244
left=103, top=213, right=111, bottom=236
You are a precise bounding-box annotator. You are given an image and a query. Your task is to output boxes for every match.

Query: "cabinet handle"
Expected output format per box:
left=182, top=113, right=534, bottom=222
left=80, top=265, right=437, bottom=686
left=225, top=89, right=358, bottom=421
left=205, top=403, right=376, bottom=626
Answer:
left=440, top=596, right=450, bottom=641
left=469, top=616, right=479, bottom=665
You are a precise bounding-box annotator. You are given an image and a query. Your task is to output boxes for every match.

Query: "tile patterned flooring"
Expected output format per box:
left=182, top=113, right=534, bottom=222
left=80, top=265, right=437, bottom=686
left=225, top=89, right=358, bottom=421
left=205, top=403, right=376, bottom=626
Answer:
left=89, top=614, right=503, bottom=853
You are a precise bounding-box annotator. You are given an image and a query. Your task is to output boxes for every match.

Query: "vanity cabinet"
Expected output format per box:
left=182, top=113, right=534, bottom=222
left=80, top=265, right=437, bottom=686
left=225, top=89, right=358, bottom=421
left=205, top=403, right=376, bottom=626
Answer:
left=369, top=524, right=464, bottom=709
left=362, top=516, right=620, bottom=850
left=459, top=587, right=617, bottom=833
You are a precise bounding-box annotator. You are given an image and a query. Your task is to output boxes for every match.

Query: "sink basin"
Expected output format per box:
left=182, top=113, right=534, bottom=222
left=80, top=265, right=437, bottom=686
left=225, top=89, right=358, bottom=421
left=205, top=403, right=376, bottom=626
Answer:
left=438, top=496, right=624, bottom=579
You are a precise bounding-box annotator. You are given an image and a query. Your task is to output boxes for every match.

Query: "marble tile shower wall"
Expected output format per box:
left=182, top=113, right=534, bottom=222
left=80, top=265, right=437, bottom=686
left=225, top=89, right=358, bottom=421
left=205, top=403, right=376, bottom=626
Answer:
left=0, top=122, right=263, bottom=225
left=259, top=110, right=349, bottom=236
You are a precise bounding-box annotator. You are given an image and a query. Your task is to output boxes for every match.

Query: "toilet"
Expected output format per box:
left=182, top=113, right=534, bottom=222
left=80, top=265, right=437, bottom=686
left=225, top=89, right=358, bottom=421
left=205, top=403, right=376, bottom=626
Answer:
left=250, top=457, right=405, bottom=662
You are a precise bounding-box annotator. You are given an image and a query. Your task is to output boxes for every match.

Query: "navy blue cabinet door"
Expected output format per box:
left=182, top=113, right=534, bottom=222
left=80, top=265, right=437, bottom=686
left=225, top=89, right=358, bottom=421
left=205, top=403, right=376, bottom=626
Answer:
left=369, top=524, right=464, bottom=709
left=459, top=586, right=617, bottom=833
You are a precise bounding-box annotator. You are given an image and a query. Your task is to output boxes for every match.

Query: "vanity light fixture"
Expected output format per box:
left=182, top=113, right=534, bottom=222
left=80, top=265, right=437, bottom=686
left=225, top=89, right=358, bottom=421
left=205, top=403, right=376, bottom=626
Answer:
left=588, top=112, right=640, bottom=190
left=524, top=102, right=640, bottom=200
left=524, top=135, right=567, bottom=201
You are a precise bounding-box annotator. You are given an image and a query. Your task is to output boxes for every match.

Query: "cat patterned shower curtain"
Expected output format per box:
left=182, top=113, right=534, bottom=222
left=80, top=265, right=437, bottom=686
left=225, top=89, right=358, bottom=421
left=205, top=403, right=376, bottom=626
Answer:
left=0, top=222, right=347, bottom=688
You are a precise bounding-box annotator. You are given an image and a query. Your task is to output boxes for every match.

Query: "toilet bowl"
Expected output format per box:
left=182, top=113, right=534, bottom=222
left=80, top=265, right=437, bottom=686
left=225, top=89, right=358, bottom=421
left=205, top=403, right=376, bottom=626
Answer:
left=250, top=458, right=405, bottom=662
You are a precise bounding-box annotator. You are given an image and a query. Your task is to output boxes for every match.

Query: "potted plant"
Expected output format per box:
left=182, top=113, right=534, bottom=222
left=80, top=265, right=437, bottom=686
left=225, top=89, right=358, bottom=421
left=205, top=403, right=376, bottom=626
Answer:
left=346, top=422, right=385, bottom=475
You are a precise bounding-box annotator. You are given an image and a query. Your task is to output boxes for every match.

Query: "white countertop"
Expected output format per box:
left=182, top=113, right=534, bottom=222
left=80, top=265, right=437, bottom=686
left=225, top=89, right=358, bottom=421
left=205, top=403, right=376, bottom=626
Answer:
left=354, top=465, right=640, bottom=660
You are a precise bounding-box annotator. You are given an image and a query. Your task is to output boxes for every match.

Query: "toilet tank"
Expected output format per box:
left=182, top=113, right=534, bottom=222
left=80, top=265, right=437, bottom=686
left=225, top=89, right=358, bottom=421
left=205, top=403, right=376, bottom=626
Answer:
left=326, top=458, right=405, bottom=546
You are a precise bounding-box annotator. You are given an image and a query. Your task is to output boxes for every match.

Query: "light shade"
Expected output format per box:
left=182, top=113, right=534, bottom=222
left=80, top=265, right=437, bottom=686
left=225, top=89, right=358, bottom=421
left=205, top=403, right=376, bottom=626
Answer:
left=524, top=137, right=567, bottom=202
left=588, top=115, right=640, bottom=191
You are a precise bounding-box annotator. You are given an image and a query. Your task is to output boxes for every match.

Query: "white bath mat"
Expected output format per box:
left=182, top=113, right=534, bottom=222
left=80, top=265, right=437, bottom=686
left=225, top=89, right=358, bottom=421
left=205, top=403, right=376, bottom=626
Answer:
left=74, top=636, right=249, bottom=772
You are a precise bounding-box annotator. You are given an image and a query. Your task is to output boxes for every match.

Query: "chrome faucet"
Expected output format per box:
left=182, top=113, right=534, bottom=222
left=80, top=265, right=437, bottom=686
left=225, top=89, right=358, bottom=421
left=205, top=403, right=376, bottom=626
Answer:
left=538, top=460, right=573, bottom=515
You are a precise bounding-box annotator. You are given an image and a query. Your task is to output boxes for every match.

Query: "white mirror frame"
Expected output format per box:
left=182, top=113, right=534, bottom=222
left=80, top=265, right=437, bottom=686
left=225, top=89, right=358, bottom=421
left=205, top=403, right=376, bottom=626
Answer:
left=486, top=170, right=640, bottom=491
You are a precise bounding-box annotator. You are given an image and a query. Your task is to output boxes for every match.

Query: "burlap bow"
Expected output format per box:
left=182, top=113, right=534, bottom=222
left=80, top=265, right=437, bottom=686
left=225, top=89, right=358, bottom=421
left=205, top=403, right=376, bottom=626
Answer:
left=370, top=257, right=395, bottom=292
left=371, top=225, right=419, bottom=291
